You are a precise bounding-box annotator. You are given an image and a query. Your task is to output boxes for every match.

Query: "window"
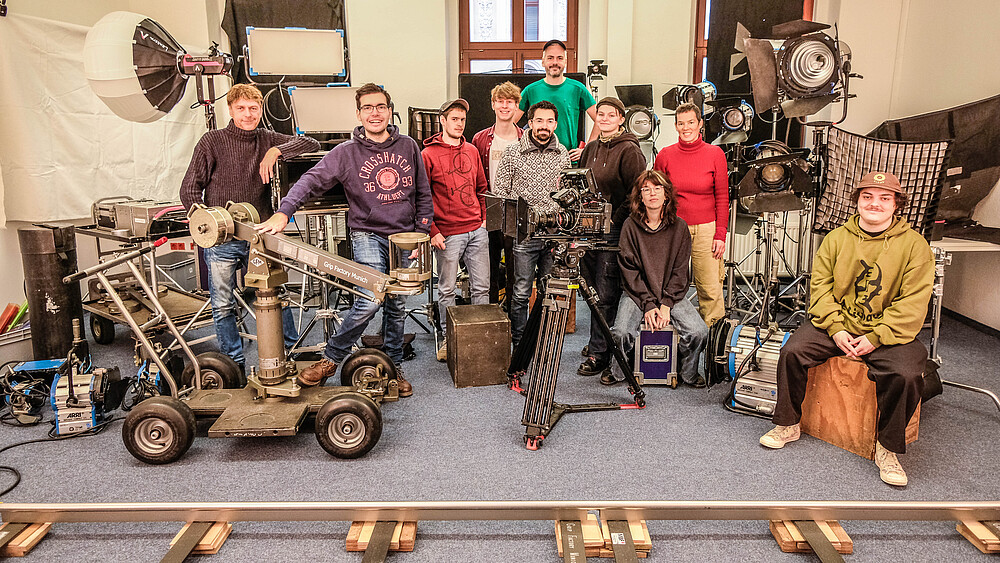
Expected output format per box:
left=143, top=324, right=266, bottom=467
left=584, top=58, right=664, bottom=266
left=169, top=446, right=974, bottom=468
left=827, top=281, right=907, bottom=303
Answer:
left=459, top=0, right=579, bottom=73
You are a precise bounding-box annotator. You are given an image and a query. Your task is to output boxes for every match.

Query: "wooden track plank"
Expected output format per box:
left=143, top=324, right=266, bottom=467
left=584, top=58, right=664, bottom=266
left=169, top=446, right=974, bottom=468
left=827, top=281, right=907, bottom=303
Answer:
left=0, top=523, right=51, bottom=557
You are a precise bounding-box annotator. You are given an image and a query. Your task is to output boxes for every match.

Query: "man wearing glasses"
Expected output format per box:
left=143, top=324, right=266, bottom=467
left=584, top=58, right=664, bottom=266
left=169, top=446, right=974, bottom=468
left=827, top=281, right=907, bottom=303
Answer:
left=256, top=83, right=433, bottom=396
left=610, top=170, right=709, bottom=387
left=493, top=100, right=570, bottom=348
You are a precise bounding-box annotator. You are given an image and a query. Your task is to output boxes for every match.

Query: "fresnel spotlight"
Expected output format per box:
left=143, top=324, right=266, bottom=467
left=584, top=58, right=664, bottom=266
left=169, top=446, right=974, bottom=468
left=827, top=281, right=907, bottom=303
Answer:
left=737, top=141, right=812, bottom=213
left=662, top=81, right=717, bottom=115
left=735, top=19, right=856, bottom=120
left=615, top=84, right=658, bottom=142
left=706, top=98, right=755, bottom=145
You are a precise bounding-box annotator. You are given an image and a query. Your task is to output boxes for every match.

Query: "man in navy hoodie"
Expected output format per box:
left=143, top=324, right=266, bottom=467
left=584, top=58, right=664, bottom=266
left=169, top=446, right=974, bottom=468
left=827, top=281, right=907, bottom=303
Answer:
left=256, top=83, right=433, bottom=396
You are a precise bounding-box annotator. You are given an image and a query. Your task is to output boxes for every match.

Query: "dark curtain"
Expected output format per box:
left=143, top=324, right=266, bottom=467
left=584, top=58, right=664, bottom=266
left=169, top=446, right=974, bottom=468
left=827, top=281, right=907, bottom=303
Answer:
left=706, top=0, right=805, bottom=147
left=870, top=93, right=1000, bottom=223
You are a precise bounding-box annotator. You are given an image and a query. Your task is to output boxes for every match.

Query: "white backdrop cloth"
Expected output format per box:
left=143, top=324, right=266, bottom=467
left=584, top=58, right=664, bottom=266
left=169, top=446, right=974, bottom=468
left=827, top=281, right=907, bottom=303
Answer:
left=0, top=14, right=206, bottom=227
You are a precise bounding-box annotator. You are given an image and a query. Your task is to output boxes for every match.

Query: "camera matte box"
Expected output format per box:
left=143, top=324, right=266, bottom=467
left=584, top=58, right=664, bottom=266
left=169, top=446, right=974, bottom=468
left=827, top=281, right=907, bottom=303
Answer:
left=446, top=304, right=511, bottom=388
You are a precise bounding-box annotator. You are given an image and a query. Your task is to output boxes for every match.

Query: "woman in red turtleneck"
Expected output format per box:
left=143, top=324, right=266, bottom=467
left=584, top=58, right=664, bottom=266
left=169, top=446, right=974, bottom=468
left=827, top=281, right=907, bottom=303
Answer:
left=652, top=102, right=729, bottom=326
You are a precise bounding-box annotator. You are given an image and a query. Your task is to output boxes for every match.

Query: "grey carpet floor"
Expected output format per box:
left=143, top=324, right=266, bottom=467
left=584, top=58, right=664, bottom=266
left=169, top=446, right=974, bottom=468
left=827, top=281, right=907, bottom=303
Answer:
left=2, top=300, right=998, bottom=562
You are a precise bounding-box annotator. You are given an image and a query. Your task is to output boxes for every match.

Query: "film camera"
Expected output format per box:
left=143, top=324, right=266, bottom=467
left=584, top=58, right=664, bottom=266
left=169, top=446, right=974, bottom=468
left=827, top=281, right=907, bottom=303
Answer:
left=486, top=168, right=612, bottom=243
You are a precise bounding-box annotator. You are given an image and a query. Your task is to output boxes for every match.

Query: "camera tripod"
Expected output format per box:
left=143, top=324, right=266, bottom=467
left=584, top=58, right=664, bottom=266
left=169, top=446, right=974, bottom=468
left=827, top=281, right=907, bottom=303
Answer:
left=508, top=239, right=646, bottom=450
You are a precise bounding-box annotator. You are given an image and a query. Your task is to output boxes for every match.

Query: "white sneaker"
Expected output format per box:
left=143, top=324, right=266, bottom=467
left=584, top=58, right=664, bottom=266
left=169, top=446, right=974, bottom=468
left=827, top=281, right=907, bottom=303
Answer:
left=875, top=441, right=908, bottom=486
left=759, top=424, right=801, bottom=449
left=436, top=343, right=447, bottom=362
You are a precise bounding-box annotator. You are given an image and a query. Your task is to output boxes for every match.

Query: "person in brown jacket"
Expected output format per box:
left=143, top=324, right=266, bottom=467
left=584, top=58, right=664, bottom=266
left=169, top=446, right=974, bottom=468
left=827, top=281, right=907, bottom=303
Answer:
left=576, top=96, right=647, bottom=381
left=609, top=170, right=709, bottom=386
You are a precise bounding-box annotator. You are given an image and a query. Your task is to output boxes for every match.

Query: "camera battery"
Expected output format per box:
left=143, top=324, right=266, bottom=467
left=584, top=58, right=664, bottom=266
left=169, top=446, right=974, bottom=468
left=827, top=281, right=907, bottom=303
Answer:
left=634, top=325, right=677, bottom=387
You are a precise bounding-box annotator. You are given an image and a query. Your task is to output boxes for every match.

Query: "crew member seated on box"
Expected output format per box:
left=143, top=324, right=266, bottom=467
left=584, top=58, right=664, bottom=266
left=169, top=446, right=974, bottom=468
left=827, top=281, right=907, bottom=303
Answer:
left=256, top=83, right=433, bottom=396
left=609, top=170, right=709, bottom=387
left=759, top=171, right=933, bottom=487
left=180, top=83, right=320, bottom=374
left=421, top=98, right=490, bottom=362
left=493, top=100, right=570, bottom=348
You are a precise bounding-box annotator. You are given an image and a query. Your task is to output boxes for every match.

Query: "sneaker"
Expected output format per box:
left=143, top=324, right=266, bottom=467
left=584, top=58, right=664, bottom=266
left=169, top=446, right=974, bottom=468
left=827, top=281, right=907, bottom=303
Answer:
left=759, top=424, right=801, bottom=449
left=299, top=358, right=337, bottom=387
left=436, top=343, right=447, bottom=362
left=578, top=355, right=609, bottom=376
left=599, top=370, right=619, bottom=386
left=396, top=371, right=413, bottom=398
left=875, top=441, right=908, bottom=486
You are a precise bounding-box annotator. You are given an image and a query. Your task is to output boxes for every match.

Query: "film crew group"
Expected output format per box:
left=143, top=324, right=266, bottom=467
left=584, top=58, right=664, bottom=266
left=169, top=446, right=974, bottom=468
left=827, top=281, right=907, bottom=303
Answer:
left=180, top=83, right=320, bottom=375
left=256, top=83, right=434, bottom=397
left=759, top=172, right=933, bottom=486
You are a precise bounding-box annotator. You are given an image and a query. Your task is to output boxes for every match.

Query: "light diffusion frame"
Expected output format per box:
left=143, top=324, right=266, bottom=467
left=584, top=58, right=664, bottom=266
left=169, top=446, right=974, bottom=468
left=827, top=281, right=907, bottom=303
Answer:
left=814, top=127, right=952, bottom=238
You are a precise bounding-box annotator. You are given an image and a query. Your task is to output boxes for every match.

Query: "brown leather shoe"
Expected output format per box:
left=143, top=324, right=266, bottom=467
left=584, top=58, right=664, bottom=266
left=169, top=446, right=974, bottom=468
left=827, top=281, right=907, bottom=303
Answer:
left=396, top=372, right=413, bottom=397
left=299, top=359, right=337, bottom=387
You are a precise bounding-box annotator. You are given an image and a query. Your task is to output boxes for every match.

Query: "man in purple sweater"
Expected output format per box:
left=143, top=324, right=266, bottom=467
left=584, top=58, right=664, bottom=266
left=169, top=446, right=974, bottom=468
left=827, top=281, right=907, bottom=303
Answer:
left=256, top=83, right=433, bottom=395
left=180, top=84, right=320, bottom=373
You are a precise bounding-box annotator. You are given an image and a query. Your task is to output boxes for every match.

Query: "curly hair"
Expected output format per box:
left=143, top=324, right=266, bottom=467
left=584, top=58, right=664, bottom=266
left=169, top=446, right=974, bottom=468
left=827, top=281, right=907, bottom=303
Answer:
left=226, top=83, right=263, bottom=107
left=629, top=169, right=677, bottom=225
left=527, top=100, right=558, bottom=122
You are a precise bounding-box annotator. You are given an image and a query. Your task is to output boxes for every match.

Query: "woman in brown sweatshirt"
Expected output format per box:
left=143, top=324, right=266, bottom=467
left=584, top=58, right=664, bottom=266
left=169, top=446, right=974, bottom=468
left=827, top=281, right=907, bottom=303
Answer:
left=611, top=170, right=709, bottom=387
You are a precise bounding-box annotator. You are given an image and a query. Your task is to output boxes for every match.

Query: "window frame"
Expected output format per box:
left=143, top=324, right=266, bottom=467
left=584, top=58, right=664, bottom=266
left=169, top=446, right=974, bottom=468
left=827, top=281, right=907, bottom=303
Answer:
left=459, top=0, right=580, bottom=74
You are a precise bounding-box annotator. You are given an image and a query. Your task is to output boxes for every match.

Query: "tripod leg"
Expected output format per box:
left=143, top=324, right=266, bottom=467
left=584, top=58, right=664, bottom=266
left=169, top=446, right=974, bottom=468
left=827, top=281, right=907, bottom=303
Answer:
left=521, top=279, right=573, bottom=443
left=578, top=278, right=646, bottom=407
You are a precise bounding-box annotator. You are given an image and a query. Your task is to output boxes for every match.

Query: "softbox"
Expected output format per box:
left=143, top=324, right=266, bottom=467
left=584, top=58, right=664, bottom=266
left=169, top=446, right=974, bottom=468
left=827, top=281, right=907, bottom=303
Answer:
left=814, top=127, right=952, bottom=239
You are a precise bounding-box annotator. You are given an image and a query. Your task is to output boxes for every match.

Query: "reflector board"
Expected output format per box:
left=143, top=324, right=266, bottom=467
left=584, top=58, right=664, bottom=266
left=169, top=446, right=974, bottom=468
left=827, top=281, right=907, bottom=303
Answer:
left=288, top=85, right=360, bottom=134
left=246, top=27, right=346, bottom=76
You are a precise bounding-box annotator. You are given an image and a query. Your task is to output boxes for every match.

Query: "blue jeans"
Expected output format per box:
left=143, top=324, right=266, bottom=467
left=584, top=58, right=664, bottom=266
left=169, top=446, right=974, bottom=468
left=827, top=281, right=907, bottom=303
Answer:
left=325, top=231, right=407, bottom=364
left=610, top=293, right=708, bottom=384
left=510, top=237, right=553, bottom=347
left=204, top=240, right=298, bottom=366
left=435, top=227, right=490, bottom=332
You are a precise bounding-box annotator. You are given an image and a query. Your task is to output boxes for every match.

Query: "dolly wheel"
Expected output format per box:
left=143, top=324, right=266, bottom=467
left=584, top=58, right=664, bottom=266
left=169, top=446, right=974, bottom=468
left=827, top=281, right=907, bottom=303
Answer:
left=315, top=392, right=382, bottom=459
left=122, top=396, right=196, bottom=465
left=340, top=348, right=397, bottom=388
left=90, top=314, right=116, bottom=345
left=181, top=351, right=244, bottom=389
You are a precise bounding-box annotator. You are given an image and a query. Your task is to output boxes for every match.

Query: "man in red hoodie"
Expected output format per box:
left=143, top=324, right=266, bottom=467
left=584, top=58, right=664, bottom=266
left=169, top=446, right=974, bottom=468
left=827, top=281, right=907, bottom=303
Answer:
left=422, top=99, right=490, bottom=361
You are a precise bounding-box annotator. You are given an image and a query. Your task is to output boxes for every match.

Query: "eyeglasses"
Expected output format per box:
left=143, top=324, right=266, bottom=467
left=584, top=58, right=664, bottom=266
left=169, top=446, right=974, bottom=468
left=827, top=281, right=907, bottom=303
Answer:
left=640, top=185, right=665, bottom=194
left=359, top=104, right=390, bottom=114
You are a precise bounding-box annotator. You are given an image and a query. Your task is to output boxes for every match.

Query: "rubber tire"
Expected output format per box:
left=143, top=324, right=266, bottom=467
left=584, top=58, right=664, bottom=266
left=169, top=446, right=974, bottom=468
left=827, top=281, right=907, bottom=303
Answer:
left=180, top=351, right=244, bottom=389
left=315, top=392, right=383, bottom=459
left=90, top=314, right=116, bottom=345
left=122, top=396, right=196, bottom=465
left=340, top=348, right=397, bottom=388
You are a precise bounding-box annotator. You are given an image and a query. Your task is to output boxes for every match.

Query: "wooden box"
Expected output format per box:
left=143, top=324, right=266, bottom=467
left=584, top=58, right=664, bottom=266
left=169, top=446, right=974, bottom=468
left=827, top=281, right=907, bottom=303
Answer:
left=800, top=356, right=920, bottom=460
left=446, top=304, right=511, bottom=387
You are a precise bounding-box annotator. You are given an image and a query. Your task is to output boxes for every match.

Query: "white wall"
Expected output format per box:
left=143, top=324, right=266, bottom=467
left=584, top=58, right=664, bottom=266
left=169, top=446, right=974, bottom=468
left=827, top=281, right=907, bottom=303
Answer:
left=814, top=0, right=1000, bottom=329
left=3, top=0, right=998, bottom=328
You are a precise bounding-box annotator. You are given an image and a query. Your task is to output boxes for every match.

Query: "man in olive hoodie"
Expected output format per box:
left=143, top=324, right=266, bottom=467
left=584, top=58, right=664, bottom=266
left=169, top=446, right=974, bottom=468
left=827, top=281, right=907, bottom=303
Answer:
left=759, top=171, right=934, bottom=487
left=256, top=83, right=433, bottom=396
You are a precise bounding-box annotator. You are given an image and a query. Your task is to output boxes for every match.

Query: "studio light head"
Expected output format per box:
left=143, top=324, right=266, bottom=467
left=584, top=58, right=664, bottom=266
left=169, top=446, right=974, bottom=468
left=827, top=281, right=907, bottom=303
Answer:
left=737, top=141, right=812, bottom=213
left=587, top=59, right=609, bottom=79
left=707, top=98, right=755, bottom=145
left=662, top=81, right=717, bottom=114
left=737, top=19, right=853, bottom=119
left=615, top=85, right=657, bottom=141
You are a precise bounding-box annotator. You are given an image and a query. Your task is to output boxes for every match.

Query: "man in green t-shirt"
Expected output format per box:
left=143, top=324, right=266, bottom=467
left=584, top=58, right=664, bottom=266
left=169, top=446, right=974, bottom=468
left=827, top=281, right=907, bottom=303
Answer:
left=514, top=39, right=597, bottom=162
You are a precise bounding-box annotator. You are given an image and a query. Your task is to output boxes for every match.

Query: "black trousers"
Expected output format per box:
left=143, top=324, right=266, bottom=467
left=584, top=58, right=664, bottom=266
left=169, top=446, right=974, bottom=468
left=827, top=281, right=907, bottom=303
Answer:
left=581, top=248, right=622, bottom=359
left=488, top=230, right=514, bottom=307
left=772, top=322, right=925, bottom=454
